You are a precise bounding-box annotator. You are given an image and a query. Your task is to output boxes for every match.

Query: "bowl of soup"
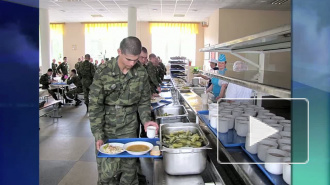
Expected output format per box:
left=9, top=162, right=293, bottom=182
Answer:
left=123, top=141, right=154, bottom=155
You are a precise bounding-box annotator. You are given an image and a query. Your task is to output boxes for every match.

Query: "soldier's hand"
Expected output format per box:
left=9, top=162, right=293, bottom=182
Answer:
left=96, top=140, right=104, bottom=151
left=144, top=121, right=159, bottom=134
left=152, top=93, right=160, bottom=98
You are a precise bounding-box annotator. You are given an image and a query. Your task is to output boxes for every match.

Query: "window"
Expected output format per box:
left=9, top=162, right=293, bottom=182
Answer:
left=50, top=24, right=64, bottom=62
left=150, top=23, right=198, bottom=65
left=85, top=23, right=127, bottom=61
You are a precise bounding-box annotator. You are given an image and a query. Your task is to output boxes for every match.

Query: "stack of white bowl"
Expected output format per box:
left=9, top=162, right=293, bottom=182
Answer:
left=244, top=128, right=291, bottom=184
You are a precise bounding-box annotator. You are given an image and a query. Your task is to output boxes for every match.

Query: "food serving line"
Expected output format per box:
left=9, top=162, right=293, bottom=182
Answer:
left=98, top=75, right=289, bottom=185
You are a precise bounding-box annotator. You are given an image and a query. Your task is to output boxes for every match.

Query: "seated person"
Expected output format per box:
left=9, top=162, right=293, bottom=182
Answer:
left=39, top=68, right=72, bottom=105
left=66, top=69, right=83, bottom=106
left=225, top=61, right=253, bottom=103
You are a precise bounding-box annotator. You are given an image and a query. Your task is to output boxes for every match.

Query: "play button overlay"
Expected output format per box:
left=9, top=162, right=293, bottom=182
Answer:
left=249, top=116, right=279, bottom=147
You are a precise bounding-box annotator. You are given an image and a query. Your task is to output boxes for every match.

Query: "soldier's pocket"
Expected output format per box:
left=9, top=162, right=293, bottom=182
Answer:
left=104, top=106, right=117, bottom=127
left=128, top=80, right=142, bottom=103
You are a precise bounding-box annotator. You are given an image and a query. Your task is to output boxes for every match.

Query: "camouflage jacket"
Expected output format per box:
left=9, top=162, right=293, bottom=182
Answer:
left=57, top=62, right=69, bottom=75
left=39, top=73, right=51, bottom=89
left=51, top=63, right=57, bottom=73
left=78, top=60, right=95, bottom=79
left=89, top=58, right=151, bottom=140
left=67, top=75, right=82, bottom=89
left=146, top=62, right=160, bottom=93
left=75, top=61, right=81, bottom=72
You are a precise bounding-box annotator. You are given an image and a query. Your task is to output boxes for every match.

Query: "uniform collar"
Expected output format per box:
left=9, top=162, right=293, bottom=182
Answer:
left=112, top=58, right=136, bottom=78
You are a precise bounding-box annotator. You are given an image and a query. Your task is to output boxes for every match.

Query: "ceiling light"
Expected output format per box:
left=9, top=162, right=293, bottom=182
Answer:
left=152, top=9, right=158, bottom=11
left=91, top=14, right=103, bottom=17
left=174, top=14, right=185, bottom=17
left=192, top=9, right=198, bottom=12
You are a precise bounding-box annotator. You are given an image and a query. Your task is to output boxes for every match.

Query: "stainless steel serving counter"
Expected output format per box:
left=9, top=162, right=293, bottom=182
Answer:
left=152, top=76, right=273, bottom=185
left=176, top=84, right=273, bottom=185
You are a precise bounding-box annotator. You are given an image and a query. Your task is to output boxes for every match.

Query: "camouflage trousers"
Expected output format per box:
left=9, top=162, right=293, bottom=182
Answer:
left=96, top=132, right=139, bottom=185
left=66, top=87, right=83, bottom=100
left=82, top=85, right=90, bottom=104
left=82, top=78, right=92, bottom=105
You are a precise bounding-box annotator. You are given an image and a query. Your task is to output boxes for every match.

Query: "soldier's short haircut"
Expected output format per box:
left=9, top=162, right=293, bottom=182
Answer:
left=120, top=36, right=142, bottom=56
left=149, top=53, right=156, bottom=59
left=71, top=69, right=77, bottom=74
left=141, top=47, right=148, bottom=54
left=85, top=54, right=91, bottom=60
left=63, top=57, right=67, bottom=60
left=48, top=69, right=53, bottom=72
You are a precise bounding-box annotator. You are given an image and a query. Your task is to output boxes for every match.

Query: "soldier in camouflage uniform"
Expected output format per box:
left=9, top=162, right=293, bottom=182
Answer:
left=78, top=54, right=95, bottom=111
left=89, top=37, right=158, bottom=185
left=51, top=59, right=58, bottom=77
left=57, top=57, right=69, bottom=81
left=146, top=53, right=161, bottom=95
left=75, top=58, right=82, bottom=75
left=157, top=57, right=166, bottom=81
left=138, top=47, right=148, bottom=69
left=66, top=69, right=83, bottom=106
left=95, top=60, right=99, bottom=69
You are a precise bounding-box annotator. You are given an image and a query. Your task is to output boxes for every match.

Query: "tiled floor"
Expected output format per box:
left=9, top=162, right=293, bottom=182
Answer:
left=39, top=101, right=153, bottom=185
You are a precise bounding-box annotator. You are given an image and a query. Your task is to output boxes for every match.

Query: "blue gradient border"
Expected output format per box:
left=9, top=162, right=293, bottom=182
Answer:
left=292, top=0, right=330, bottom=184
left=0, top=1, right=39, bottom=184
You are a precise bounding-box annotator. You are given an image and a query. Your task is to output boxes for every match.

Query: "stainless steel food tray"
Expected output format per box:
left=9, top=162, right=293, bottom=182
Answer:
left=155, top=105, right=188, bottom=119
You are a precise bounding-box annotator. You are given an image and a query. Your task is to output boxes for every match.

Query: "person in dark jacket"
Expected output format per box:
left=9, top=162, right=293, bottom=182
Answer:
left=66, top=69, right=83, bottom=106
left=39, top=69, right=71, bottom=104
left=57, top=57, right=69, bottom=81
left=51, top=59, right=58, bottom=77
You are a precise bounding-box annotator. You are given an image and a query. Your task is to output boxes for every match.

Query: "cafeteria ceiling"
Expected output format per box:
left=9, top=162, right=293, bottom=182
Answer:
left=8, top=0, right=291, bottom=22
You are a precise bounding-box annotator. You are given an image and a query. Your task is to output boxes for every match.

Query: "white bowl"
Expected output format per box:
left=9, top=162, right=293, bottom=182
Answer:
left=265, top=149, right=289, bottom=175
left=219, top=102, right=230, bottom=106
left=235, top=117, right=249, bottom=130
left=257, top=139, right=278, bottom=162
left=282, top=145, right=291, bottom=156
left=271, top=116, right=285, bottom=122
left=258, top=109, right=270, bottom=116
left=283, top=157, right=291, bottom=184
left=235, top=120, right=249, bottom=137
left=268, top=124, right=284, bottom=131
left=123, top=141, right=153, bottom=155
left=262, top=119, right=278, bottom=125
left=284, top=125, right=291, bottom=132
left=217, top=117, right=230, bottom=133
left=209, top=114, right=218, bottom=129
left=224, top=115, right=235, bottom=129
left=279, top=131, right=291, bottom=139
left=232, top=110, right=244, bottom=117
left=257, top=115, right=269, bottom=120
left=245, top=133, right=259, bottom=154
left=244, top=110, right=257, bottom=117
left=263, top=113, right=276, bottom=119
left=277, top=138, right=291, bottom=150
left=267, top=133, right=282, bottom=141
left=279, top=120, right=291, bottom=126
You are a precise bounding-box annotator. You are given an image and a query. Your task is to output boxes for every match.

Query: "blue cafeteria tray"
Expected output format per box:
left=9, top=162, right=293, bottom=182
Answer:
left=97, top=138, right=162, bottom=158
left=241, top=146, right=288, bottom=185
left=51, top=82, right=67, bottom=85
left=152, top=100, right=172, bottom=111
left=197, top=110, right=245, bottom=147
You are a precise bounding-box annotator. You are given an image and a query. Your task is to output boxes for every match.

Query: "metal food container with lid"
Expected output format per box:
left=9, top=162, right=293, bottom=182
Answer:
left=160, top=123, right=211, bottom=175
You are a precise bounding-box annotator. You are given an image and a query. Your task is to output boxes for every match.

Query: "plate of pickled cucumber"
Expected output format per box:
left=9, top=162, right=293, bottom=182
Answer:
left=162, top=130, right=204, bottom=148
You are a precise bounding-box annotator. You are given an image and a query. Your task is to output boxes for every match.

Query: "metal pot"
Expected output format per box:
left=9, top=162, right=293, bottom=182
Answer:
left=192, top=78, right=200, bottom=86
left=160, top=123, right=211, bottom=175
